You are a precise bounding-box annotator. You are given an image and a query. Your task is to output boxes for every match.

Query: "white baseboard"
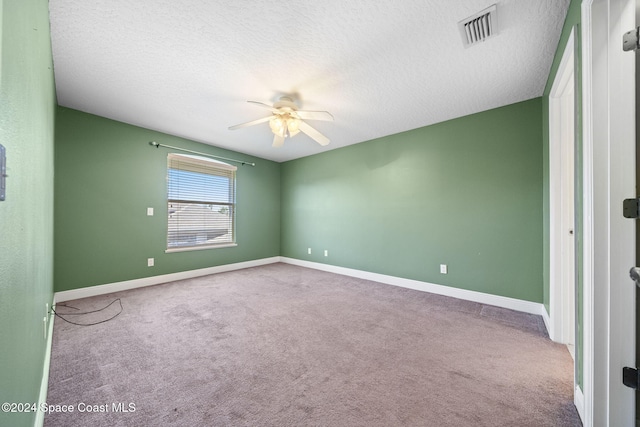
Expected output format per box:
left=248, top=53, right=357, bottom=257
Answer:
left=55, top=255, right=547, bottom=319
left=280, top=257, right=547, bottom=317
left=574, top=384, right=585, bottom=423
left=54, top=257, right=280, bottom=303
left=34, top=303, right=55, bottom=427
left=541, top=305, right=551, bottom=336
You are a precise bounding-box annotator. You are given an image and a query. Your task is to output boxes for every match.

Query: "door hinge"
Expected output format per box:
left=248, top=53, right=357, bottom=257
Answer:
left=623, top=27, right=640, bottom=51
left=622, top=198, right=640, bottom=218
left=623, top=367, right=640, bottom=389
left=630, top=268, right=640, bottom=292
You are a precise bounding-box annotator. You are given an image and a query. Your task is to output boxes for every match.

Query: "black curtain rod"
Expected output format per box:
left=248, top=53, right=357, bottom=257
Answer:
left=149, top=141, right=256, bottom=167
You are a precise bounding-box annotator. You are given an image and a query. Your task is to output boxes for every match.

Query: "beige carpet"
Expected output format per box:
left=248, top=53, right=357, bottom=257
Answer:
left=45, top=263, right=581, bottom=426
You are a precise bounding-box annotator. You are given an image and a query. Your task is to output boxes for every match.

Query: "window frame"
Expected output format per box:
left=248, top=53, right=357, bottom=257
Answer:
left=165, top=153, right=237, bottom=253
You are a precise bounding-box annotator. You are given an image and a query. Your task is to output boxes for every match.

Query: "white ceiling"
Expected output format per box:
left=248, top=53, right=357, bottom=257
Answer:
left=49, top=0, right=570, bottom=163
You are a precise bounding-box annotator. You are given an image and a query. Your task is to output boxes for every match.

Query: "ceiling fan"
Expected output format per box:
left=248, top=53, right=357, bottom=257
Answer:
left=228, top=96, right=333, bottom=147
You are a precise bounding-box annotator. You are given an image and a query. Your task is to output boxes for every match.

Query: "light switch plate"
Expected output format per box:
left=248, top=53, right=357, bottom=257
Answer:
left=147, top=207, right=154, bottom=216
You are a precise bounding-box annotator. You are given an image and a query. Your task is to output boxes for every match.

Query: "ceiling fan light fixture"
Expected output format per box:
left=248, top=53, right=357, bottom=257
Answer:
left=229, top=97, right=333, bottom=147
left=287, top=118, right=301, bottom=137
left=269, top=116, right=286, bottom=137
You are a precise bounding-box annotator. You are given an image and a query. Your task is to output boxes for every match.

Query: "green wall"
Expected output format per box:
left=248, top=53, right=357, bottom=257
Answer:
left=0, top=1, right=56, bottom=426
left=541, top=0, right=582, bottom=388
left=281, top=98, right=543, bottom=303
left=54, top=108, right=280, bottom=292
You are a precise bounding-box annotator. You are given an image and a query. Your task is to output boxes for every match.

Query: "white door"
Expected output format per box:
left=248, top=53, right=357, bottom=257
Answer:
left=583, top=0, right=636, bottom=425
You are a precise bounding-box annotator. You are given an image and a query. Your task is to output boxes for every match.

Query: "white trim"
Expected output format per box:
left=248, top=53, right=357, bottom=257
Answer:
left=55, top=255, right=548, bottom=324
left=548, top=27, right=576, bottom=344
left=575, top=384, right=585, bottom=423
left=34, top=307, right=55, bottom=427
left=165, top=243, right=238, bottom=253
left=168, top=152, right=238, bottom=171
left=541, top=305, right=551, bottom=335
left=54, top=257, right=280, bottom=302
left=280, top=257, right=547, bottom=317
left=550, top=28, right=576, bottom=95
left=580, top=1, right=594, bottom=425
left=588, top=0, right=612, bottom=421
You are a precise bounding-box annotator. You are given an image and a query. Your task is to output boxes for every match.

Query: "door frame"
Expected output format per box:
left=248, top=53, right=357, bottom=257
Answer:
left=582, top=0, right=636, bottom=425
left=549, top=26, right=576, bottom=349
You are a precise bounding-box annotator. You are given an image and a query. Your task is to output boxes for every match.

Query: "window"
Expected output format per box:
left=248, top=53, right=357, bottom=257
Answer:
left=166, top=153, right=237, bottom=251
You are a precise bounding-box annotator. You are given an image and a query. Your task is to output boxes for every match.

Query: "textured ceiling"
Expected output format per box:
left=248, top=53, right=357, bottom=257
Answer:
left=49, top=0, right=570, bottom=162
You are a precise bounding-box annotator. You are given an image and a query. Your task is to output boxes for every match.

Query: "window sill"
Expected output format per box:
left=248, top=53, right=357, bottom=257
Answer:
left=165, top=243, right=237, bottom=253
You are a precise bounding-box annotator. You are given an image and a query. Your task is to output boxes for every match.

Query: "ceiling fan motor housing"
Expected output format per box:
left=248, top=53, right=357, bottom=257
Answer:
left=273, top=96, right=298, bottom=111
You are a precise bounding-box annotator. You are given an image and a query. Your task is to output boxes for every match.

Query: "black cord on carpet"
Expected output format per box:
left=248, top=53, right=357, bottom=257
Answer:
left=52, top=299, right=123, bottom=326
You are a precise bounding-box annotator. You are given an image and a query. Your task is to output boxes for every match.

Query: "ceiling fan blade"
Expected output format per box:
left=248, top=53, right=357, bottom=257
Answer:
left=295, top=110, right=334, bottom=121
left=272, top=134, right=285, bottom=147
left=298, top=121, right=330, bottom=146
left=247, top=101, right=280, bottom=114
left=228, top=115, right=272, bottom=130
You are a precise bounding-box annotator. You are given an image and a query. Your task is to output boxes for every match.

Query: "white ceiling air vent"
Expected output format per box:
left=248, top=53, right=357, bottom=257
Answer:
left=458, top=4, right=497, bottom=48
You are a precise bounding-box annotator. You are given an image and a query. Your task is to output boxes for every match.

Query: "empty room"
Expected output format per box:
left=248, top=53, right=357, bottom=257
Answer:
left=2, top=0, right=637, bottom=426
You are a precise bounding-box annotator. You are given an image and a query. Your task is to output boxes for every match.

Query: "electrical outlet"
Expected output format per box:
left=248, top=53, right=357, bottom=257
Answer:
left=147, top=207, right=154, bottom=216
left=324, top=250, right=328, bottom=257
left=147, top=258, right=155, bottom=267
left=43, top=302, right=49, bottom=340
left=440, top=264, right=448, bottom=274
left=41, top=303, right=50, bottom=340
left=308, top=248, right=311, bottom=255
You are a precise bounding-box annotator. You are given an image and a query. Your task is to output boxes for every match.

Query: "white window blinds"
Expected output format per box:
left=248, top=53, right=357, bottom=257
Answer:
left=167, top=153, right=237, bottom=250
